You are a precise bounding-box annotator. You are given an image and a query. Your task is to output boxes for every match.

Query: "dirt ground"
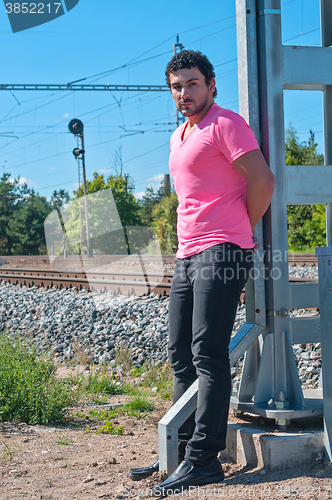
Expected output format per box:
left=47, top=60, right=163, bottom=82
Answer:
left=1, top=390, right=332, bottom=500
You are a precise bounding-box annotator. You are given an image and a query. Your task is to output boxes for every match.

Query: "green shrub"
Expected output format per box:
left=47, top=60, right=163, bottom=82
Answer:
left=0, top=333, right=74, bottom=424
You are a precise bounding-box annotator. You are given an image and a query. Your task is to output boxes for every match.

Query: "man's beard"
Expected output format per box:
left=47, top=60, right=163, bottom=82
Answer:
left=178, top=94, right=209, bottom=117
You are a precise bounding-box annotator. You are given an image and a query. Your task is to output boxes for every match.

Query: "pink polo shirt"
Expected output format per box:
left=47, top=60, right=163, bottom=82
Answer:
left=169, top=103, right=259, bottom=259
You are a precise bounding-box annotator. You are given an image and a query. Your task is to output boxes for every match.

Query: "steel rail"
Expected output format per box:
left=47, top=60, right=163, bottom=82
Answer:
left=0, top=267, right=318, bottom=300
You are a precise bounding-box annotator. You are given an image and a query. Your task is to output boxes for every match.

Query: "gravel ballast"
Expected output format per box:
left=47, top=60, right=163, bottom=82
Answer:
left=0, top=265, right=321, bottom=389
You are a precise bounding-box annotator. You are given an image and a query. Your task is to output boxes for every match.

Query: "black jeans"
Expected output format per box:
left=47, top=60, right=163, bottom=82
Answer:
left=168, top=242, right=253, bottom=466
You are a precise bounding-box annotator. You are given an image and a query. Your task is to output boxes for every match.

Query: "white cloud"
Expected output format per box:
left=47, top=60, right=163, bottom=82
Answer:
left=98, top=168, right=111, bottom=174
left=134, top=191, right=145, bottom=200
left=145, top=173, right=164, bottom=183
left=63, top=113, right=71, bottom=118
left=49, top=167, right=55, bottom=170
left=10, top=177, right=35, bottom=188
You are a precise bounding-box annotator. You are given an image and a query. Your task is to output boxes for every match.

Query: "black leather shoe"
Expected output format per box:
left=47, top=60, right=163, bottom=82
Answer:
left=150, top=459, right=224, bottom=497
left=128, top=449, right=185, bottom=481
left=129, top=459, right=159, bottom=481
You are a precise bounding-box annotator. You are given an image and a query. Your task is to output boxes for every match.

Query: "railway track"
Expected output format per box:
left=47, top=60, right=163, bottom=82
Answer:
left=0, top=267, right=173, bottom=296
left=0, top=260, right=318, bottom=297
left=288, top=253, right=318, bottom=267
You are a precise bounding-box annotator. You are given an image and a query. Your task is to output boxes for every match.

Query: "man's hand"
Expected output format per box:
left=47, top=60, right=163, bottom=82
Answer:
left=252, top=236, right=260, bottom=250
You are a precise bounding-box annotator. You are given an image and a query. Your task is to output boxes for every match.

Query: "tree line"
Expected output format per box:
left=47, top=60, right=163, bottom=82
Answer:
left=0, top=127, right=326, bottom=256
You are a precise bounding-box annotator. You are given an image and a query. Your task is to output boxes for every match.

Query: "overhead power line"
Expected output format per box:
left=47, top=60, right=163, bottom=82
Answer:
left=0, top=84, right=169, bottom=92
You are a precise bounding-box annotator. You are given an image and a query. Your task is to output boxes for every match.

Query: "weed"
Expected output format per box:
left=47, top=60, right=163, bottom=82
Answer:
left=91, top=394, right=109, bottom=406
left=2, top=442, right=15, bottom=461
left=71, top=341, right=91, bottom=366
left=139, top=361, right=173, bottom=400
left=129, top=366, right=144, bottom=377
left=86, top=409, right=111, bottom=422
left=115, top=343, right=133, bottom=372
left=96, top=422, right=124, bottom=435
left=67, top=368, right=127, bottom=403
left=86, top=371, right=125, bottom=395
left=0, top=333, right=76, bottom=424
left=53, top=432, right=73, bottom=446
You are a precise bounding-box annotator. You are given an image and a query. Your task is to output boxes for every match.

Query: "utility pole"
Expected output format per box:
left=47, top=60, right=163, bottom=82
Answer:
left=163, top=174, right=171, bottom=197
left=69, top=119, right=93, bottom=258
left=173, top=35, right=185, bottom=129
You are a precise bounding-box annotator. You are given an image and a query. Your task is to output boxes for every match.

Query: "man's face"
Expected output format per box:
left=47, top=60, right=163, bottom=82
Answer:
left=169, top=67, right=215, bottom=118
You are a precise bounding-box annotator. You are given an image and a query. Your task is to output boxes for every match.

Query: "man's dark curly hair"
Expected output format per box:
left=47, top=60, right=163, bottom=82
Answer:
left=165, top=50, right=217, bottom=98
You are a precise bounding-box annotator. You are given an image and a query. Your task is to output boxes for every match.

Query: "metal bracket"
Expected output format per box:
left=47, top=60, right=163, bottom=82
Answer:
left=257, top=9, right=281, bottom=17
left=267, top=308, right=289, bottom=317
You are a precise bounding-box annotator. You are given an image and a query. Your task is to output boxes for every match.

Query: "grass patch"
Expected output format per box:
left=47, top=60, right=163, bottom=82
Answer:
left=0, top=332, right=75, bottom=424
left=128, top=395, right=155, bottom=415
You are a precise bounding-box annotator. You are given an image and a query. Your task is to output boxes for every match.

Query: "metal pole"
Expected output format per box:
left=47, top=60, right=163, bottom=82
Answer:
left=76, top=135, right=83, bottom=255
left=173, top=35, right=184, bottom=129
left=316, top=246, right=332, bottom=461
left=164, top=174, right=170, bottom=197
left=80, top=132, right=92, bottom=258
left=321, top=0, right=332, bottom=245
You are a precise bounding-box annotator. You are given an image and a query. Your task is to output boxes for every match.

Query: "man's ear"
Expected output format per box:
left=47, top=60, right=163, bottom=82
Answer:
left=209, top=78, right=216, bottom=94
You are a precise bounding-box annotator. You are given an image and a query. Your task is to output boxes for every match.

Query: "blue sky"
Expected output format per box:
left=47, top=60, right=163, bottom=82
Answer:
left=0, top=0, right=323, bottom=200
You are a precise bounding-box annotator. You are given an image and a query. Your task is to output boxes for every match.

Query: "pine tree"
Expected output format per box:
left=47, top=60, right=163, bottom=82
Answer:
left=8, top=191, right=51, bottom=255
left=0, top=173, right=23, bottom=255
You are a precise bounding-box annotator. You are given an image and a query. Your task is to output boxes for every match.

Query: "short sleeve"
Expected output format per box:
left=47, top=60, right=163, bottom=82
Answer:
left=212, top=111, right=260, bottom=163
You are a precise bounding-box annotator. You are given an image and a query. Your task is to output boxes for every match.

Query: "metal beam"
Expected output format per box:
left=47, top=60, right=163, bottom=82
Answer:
left=283, top=46, right=332, bottom=89
left=290, top=282, right=320, bottom=309
left=287, top=165, right=332, bottom=204
left=158, top=380, right=198, bottom=475
left=0, top=84, right=169, bottom=92
left=283, top=84, right=324, bottom=91
left=289, top=316, right=320, bottom=344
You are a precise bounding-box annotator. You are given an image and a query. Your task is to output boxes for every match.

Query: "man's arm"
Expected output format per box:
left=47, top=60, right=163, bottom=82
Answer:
left=232, top=149, right=275, bottom=234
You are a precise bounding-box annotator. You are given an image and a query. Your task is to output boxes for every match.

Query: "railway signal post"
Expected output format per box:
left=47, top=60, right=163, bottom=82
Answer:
left=68, top=119, right=92, bottom=258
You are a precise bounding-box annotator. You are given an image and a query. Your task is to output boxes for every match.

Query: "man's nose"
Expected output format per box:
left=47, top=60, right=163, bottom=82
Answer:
left=180, top=86, right=190, bottom=98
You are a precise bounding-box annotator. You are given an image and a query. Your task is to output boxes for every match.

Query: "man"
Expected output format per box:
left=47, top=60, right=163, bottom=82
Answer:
left=129, top=50, right=275, bottom=496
